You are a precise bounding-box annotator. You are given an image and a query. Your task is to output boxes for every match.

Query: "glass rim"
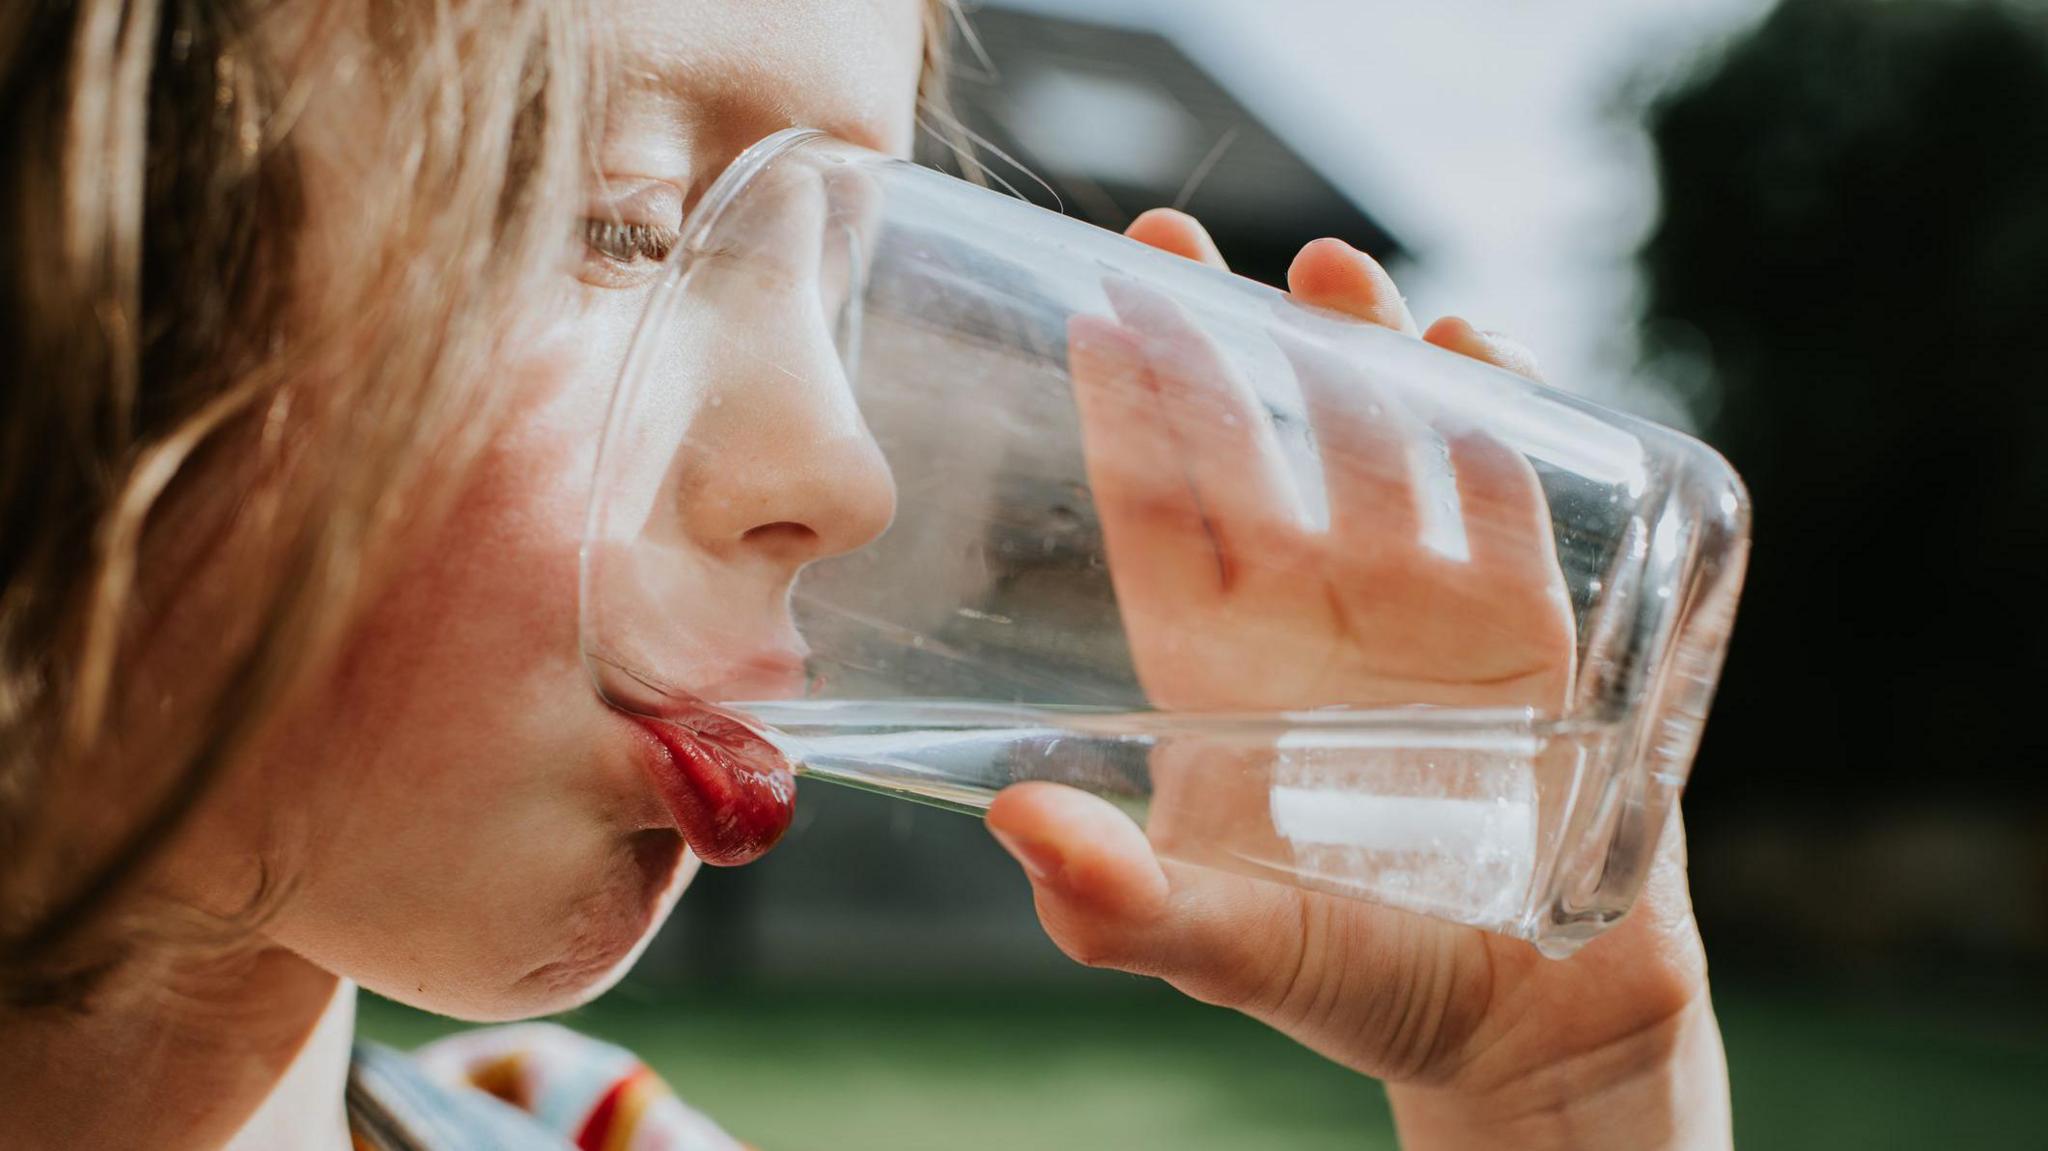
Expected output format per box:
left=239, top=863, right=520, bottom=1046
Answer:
left=680, top=126, right=834, bottom=261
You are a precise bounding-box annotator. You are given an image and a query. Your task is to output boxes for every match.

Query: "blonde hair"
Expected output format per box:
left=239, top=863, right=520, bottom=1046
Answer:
left=0, top=0, right=962, bottom=1008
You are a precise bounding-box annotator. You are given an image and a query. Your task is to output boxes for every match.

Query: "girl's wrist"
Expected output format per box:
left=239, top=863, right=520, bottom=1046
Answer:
left=1384, top=994, right=1732, bottom=1151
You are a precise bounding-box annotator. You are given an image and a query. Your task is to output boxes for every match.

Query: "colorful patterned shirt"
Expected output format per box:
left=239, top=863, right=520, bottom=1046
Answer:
left=347, top=1024, right=749, bottom=1151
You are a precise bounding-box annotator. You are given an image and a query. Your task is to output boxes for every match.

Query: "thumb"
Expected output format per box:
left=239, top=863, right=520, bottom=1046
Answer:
left=986, top=781, right=1489, bottom=1082
left=986, top=782, right=1299, bottom=997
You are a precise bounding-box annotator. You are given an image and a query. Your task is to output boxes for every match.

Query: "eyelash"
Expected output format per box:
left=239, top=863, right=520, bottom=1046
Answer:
left=582, top=218, right=681, bottom=266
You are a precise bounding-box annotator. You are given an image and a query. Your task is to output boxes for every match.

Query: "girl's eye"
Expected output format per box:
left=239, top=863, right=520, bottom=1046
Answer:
left=582, top=218, right=679, bottom=266
left=576, top=180, right=686, bottom=287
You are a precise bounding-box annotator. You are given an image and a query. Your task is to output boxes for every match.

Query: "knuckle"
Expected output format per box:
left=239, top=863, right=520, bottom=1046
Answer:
left=1243, top=888, right=1322, bottom=1020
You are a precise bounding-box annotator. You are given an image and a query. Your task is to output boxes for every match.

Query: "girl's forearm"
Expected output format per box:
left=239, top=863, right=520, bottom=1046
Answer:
left=1385, top=994, right=1733, bottom=1151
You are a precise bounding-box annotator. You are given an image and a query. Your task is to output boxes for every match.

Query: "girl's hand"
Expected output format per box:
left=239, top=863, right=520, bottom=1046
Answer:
left=988, top=210, right=1731, bottom=1151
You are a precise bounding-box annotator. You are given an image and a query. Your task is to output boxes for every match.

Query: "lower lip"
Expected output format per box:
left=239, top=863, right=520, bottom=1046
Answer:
left=630, top=709, right=796, bottom=867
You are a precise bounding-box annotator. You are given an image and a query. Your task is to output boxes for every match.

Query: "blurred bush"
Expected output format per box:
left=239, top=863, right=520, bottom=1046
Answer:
left=1638, top=0, right=2048, bottom=972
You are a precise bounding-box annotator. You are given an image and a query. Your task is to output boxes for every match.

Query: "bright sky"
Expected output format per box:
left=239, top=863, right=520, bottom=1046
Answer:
left=986, top=0, right=1776, bottom=424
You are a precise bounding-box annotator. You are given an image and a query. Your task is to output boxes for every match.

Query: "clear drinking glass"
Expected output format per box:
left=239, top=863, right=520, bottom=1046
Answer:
left=581, top=128, right=1749, bottom=956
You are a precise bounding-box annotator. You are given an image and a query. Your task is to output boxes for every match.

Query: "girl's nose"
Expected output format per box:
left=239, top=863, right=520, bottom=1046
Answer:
left=629, top=160, right=895, bottom=572
left=663, top=334, right=896, bottom=569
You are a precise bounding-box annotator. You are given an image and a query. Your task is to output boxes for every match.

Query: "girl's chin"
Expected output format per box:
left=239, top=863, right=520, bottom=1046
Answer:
left=499, top=829, right=697, bottom=1016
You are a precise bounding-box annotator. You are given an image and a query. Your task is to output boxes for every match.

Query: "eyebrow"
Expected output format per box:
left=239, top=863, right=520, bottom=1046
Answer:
left=609, top=45, right=905, bottom=160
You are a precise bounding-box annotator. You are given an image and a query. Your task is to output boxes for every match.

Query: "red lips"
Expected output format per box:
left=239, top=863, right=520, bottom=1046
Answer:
left=631, top=705, right=795, bottom=866
left=592, top=639, right=807, bottom=866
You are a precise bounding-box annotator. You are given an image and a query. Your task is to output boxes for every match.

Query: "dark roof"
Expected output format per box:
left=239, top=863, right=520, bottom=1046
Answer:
left=920, top=6, right=1405, bottom=288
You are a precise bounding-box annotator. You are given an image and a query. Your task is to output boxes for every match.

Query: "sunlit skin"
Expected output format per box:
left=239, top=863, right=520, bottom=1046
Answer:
left=0, top=2, right=1726, bottom=1148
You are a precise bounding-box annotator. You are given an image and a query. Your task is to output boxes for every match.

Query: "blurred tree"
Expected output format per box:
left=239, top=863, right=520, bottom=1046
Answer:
left=1638, top=0, right=2048, bottom=958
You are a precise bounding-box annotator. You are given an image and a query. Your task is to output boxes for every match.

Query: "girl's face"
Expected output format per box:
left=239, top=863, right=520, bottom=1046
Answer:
left=186, top=0, right=926, bottom=1021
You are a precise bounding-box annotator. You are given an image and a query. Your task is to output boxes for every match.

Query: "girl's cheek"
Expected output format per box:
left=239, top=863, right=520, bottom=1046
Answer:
left=369, top=312, right=614, bottom=650
left=389, top=284, right=653, bottom=653
left=496, top=292, right=640, bottom=498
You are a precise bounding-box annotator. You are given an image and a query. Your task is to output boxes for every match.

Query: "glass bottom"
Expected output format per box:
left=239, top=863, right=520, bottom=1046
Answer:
left=734, top=699, right=1629, bottom=956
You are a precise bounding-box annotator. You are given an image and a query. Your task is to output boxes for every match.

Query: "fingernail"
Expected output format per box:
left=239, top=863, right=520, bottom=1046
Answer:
left=1480, top=330, right=1543, bottom=380
left=989, top=827, right=1063, bottom=883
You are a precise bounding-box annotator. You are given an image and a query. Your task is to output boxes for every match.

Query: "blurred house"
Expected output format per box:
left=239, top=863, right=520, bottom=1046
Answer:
left=916, top=7, right=1407, bottom=288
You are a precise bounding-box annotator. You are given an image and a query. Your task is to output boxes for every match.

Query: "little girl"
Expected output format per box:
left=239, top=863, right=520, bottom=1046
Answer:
left=0, top=1, right=1732, bottom=1147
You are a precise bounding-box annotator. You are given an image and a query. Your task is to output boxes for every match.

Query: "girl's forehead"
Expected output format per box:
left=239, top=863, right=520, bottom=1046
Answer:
left=600, top=0, right=928, bottom=159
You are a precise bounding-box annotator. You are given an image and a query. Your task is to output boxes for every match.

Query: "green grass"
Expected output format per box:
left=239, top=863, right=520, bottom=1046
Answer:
left=356, top=980, right=2048, bottom=1150
left=1717, top=987, right=2048, bottom=1150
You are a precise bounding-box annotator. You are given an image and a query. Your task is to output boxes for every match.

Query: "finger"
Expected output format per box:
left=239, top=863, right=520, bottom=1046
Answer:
left=986, top=781, right=1304, bottom=1000
left=987, top=781, right=1482, bottom=1082
left=1276, top=331, right=1425, bottom=550
left=1424, top=316, right=1544, bottom=383
left=1068, top=315, right=1222, bottom=606
left=1417, top=317, right=1555, bottom=572
left=1288, top=238, right=1419, bottom=336
left=1127, top=207, right=1230, bottom=270
left=1443, top=428, right=1557, bottom=574
left=988, top=782, right=1171, bottom=926
left=1104, top=279, right=1305, bottom=560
